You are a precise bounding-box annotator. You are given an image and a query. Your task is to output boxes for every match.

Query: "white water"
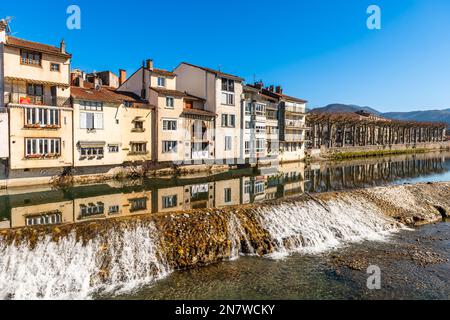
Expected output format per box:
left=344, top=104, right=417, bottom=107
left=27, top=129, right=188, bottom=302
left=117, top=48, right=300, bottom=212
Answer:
left=0, top=222, right=171, bottom=300
left=0, top=196, right=402, bottom=300
left=257, top=196, right=401, bottom=259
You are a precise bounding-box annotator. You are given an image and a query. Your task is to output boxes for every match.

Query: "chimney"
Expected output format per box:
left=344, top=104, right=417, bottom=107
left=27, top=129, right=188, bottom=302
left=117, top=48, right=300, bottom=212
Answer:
left=70, top=72, right=78, bottom=86
left=146, top=59, right=154, bottom=70
left=275, top=86, right=283, bottom=94
left=119, top=69, right=127, bottom=86
left=0, top=19, right=7, bottom=43
left=93, top=75, right=102, bottom=90
left=254, top=81, right=264, bottom=90
left=60, top=39, right=66, bottom=54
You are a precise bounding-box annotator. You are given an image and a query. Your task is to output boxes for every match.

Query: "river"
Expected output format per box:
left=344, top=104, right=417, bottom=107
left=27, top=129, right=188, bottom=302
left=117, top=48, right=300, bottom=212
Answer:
left=0, top=151, right=449, bottom=300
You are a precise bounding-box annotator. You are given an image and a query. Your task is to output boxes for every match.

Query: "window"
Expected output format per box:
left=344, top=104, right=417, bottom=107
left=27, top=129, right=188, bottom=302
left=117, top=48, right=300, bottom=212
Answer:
left=254, top=181, right=265, bottom=194
left=221, top=92, right=235, bottom=105
left=224, top=188, right=232, bottom=203
left=162, top=119, right=177, bottom=131
left=255, top=103, right=265, bottom=116
left=80, top=147, right=104, bottom=158
left=25, top=108, right=60, bottom=127
left=26, top=213, right=62, bottom=226
left=25, top=138, right=61, bottom=158
left=244, top=181, right=252, bottom=194
left=162, top=141, right=178, bottom=153
left=108, top=205, right=120, bottom=215
left=267, top=110, right=278, bottom=120
left=79, top=202, right=105, bottom=218
left=162, top=195, right=178, bottom=209
left=21, top=50, right=41, bottom=66
left=245, top=103, right=252, bottom=115
left=27, top=84, right=43, bottom=96
left=133, top=120, right=144, bottom=131
left=245, top=141, right=250, bottom=154
left=256, top=139, right=265, bottom=152
left=79, top=101, right=103, bottom=130
left=108, top=145, right=119, bottom=153
left=50, top=63, right=60, bottom=72
left=221, top=114, right=236, bottom=128
left=157, top=77, right=166, bottom=87
left=224, top=136, right=232, bottom=151
left=130, top=143, right=147, bottom=154
left=130, top=198, right=147, bottom=212
left=166, top=97, right=174, bottom=108
left=255, top=125, right=266, bottom=134
left=80, top=101, right=103, bottom=111
left=245, top=121, right=254, bottom=130
left=221, top=78, right=235, bottom=92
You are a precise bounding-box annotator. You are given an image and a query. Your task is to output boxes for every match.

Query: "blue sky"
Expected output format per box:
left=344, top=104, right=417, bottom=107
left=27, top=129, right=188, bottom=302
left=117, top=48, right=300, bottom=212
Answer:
left=1, top=0, right=450, bottom=112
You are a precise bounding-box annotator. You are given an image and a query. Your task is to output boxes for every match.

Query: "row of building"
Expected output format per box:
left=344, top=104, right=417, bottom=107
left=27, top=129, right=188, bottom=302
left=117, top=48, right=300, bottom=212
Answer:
left=0, top=21, right=308, bottom=186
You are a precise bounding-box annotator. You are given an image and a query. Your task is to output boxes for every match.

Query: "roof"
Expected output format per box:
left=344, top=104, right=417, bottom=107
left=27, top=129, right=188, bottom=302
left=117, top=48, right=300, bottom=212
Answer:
left=150, top=68, right=176, bottom=77
left=5, top=36, right=72, bottom=58
left=150, top=87, right=186, bottom=97
left=5, top=76, right=70, bottom=88
left=278, top=93, right=308, bottom=104
left=181, top=108, right=216, bottom=118
left=71, top=84, right=152, bottom=108
left=179, top=62, right=244, bottom=82
left=184, top=93, right=206, bottom=102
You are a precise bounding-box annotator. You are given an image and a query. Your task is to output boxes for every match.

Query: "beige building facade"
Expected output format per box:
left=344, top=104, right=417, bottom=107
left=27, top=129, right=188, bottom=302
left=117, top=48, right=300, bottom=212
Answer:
left=71, top=77, right=152, bottom=171
left=1, top=29, right=74, bottom=185
left=118, top=60, right=216, bottom=165
left=174, top=62, right=244, bottom=164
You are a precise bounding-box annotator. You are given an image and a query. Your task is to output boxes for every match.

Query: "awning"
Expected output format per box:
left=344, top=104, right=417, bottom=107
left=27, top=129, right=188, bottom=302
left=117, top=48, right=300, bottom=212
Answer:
left=78, top=141, right=106, bottom=148
left=5, top=76, right=70, bottom=88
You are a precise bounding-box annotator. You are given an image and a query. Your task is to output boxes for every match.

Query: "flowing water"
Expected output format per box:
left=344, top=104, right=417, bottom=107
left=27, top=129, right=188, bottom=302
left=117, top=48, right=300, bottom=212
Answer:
left=0, top=151, right=449, bottom=300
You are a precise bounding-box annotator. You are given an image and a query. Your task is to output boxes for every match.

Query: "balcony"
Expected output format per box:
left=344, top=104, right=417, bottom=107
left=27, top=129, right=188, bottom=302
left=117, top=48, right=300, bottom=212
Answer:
left=4, top=92, right=70, bottom=107
left=284, top=134, right=305, bottom=142
left=285, top=106, right=306, bottom=114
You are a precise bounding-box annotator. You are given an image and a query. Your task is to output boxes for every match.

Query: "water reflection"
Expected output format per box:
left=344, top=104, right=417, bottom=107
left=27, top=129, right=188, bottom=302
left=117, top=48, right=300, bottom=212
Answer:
left=305, top=151, right=450, bottom=193
left=1, top=152, right=450, bottom=230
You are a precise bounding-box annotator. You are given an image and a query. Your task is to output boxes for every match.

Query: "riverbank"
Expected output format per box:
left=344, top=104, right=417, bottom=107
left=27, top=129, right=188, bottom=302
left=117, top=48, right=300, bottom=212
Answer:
left=308, top=141, right=450, bottom=161
left=0, top=182, right=448, bottom=299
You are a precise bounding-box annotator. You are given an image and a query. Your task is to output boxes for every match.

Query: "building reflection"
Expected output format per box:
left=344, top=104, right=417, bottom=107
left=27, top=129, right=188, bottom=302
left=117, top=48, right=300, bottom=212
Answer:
left=2, top=152, right=449, bottom=230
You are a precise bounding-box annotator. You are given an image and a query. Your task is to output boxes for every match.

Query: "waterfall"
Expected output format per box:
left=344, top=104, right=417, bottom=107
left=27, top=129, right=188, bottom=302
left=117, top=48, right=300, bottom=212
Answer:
left=0, top=221, right=171, bottom=300
left=256, top=196, right=401, bottom=259
left=0, top=195, right=403, bottom=300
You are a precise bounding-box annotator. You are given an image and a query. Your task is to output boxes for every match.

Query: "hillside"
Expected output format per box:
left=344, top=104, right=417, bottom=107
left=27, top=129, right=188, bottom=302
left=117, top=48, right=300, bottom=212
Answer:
left=311, top=104, right=450, bottom=128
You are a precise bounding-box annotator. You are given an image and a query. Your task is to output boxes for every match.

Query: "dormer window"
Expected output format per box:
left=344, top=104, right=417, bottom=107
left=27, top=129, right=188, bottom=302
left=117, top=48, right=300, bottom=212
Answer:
left=157, top=77, right=166, bottom=87
left=21, top=50, right=41, bottom=66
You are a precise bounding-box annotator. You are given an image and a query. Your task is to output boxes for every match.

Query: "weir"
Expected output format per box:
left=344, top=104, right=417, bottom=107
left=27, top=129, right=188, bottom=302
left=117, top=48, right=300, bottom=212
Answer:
left=0, top=182, right=449, bottom=300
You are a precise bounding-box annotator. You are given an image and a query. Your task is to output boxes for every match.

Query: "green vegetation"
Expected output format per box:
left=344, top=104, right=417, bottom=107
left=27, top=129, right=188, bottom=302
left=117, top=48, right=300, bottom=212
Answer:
left=329, top=148, right=429, bottom=160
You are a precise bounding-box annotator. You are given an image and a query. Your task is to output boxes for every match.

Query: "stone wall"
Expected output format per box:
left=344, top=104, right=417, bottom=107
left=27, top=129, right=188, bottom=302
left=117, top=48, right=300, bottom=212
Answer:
left=310, top=141, right=450, bottom=159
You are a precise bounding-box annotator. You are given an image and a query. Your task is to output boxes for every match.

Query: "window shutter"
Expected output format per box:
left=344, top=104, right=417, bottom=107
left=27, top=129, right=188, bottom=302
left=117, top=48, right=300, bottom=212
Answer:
left=94, top=113, right=104, bottom=129
left=80, top=112, right=87, bottom=129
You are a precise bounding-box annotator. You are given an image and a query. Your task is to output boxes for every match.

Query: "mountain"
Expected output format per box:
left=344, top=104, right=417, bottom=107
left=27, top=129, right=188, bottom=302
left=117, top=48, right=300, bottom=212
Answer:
left=383, top=109, right=450, bottom=125
left=311, top=104, right=382, bottom=115
left=311, top=104, right=450, bottom=128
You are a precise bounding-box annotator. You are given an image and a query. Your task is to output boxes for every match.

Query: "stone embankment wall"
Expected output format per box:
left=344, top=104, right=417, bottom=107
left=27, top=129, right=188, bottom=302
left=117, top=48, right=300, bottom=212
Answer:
left=310, top=141, right=450, bottom=160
